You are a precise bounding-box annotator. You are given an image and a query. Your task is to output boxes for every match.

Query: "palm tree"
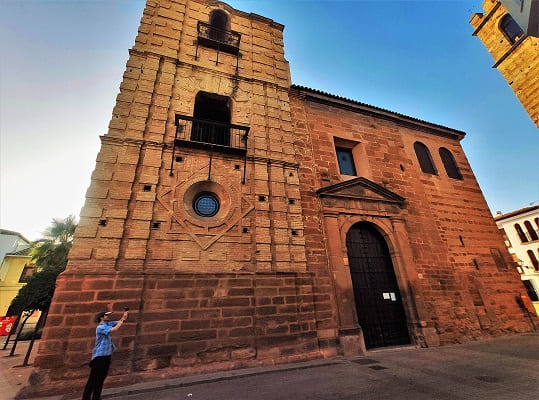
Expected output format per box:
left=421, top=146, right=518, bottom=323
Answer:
left=30, top=214, right=77, bottom=273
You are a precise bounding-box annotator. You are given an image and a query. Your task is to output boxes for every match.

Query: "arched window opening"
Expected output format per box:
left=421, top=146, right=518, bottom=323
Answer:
left=524, top=220, right=539, bottom=241
left=522, top=280, right=539, bottom=302
left=413, top=142, right=437, bottom=175
left=191, top=91, right=231, bottom=146
left=209, top=10, right=229, bottom=42
left=439, top=147, right=462, bottom=180
left=535, top=217, right=539, bottom=231
left=527, top=250, right=539, bottom=271
left=500, top=14, right=524, bottom=44
left=515, top=223, right=529, bottom=243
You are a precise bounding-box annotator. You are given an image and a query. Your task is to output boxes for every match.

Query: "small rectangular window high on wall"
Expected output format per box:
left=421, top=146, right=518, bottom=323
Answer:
left=336, top=147, right=357, bottom=176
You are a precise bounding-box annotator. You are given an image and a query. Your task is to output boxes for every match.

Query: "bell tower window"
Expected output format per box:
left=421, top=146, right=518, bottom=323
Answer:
left=191, top=92, right=231, bottom=147
left=499, top=14, right=524, bottom=44
left=209, top=9, right=228, bottom=41
left=197, top=10, right=241, bottom=57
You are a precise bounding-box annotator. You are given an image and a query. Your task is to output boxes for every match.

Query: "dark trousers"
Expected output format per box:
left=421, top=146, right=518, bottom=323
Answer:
left=82, top=355, right=111, bottom=400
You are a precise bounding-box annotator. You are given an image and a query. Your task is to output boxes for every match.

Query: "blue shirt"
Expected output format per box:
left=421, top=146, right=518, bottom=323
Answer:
left=92, top=321, right=118, bottom=359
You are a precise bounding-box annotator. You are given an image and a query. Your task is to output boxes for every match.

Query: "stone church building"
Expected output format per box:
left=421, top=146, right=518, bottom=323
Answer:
left=22, top=0, right=535, bottom=396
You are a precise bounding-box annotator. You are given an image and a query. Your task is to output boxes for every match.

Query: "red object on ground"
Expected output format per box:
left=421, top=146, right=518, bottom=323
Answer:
left=0, top=316, right=18, bottom=336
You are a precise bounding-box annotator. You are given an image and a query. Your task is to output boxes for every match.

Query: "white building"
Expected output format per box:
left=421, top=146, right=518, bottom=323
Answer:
left=0, top=229, right=30, bottom=262
left=495, top=205, right=539, bottom=314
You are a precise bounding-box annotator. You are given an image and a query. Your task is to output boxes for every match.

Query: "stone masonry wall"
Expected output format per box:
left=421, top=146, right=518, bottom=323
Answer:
left=68, top=0, right=302, bottom=274
left=22, top=0, right=535, bottom=397
left=24, top=272, right=318, bottom=397
left=26, top=0, right=314, bottom=397
left=289, top=89, right=533, bottom=345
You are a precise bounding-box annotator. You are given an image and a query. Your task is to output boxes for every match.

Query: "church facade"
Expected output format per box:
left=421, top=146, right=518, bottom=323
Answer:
left=23, top=0, right=535, bottom=397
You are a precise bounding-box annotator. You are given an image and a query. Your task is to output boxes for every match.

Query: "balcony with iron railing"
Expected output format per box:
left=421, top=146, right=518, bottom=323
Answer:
left=174, top=114, right=249, bottom=156
left=197, top=21, right=241, bottom=55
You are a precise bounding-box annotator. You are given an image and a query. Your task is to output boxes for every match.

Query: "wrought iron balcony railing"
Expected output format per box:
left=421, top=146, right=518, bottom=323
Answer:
left=197, top=21, right=241, bottom=55
left=174, top=114, right=249, bottom=156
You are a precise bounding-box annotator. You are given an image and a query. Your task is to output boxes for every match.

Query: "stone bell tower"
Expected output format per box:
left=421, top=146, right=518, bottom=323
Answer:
left=28, top=0, right=317, bottom=396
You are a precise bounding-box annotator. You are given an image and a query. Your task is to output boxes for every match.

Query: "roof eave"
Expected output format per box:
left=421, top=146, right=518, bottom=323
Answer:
left=290, top=85, right=466, bottom=140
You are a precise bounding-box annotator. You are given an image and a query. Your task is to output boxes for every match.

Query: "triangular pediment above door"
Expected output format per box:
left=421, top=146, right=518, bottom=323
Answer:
left=316, top=177, right=405, bottom=204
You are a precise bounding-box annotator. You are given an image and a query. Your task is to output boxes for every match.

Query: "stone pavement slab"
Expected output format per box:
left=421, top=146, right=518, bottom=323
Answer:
left=104, top=333, right=539, bottom=400
left=2, top=334, right=538, bottom=399
left=0, top=339, right=61, bottom=400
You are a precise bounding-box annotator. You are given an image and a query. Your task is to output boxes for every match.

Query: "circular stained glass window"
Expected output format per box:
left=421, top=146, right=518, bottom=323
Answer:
left=193, top=192, right=220, bottom=217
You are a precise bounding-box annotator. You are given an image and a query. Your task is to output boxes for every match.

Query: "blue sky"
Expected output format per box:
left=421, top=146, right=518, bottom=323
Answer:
left=0, top=0, right=537, bottom=240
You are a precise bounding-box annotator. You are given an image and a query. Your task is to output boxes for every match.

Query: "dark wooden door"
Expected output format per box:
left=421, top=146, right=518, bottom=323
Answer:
left=346, top=222, right=410, bottom=349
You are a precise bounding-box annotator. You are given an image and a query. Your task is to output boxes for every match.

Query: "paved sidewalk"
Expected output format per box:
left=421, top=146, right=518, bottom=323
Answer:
left=102, top=333, right=539, bottom=400
left=0, top=339, right=40, bottom=400
left=2, top=333, right=538, bottom=399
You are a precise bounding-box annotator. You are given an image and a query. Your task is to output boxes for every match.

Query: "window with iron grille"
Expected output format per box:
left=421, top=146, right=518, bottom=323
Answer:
left=439, top=147, right=462, bottom=180
left=500, top=14, right=524, bottom=44
left=413, top=142, right=437, bottom=175
left=336, top=147, right=357, bottom=176
left=197, top=9, right=240, bottom=56
left=191, top=92, right=231, bottom=146
left=209, top=10, right=228, bottom=40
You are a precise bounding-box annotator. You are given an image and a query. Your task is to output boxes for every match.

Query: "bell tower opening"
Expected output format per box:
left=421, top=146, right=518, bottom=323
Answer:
left=191, top=91, right=231, bottom=146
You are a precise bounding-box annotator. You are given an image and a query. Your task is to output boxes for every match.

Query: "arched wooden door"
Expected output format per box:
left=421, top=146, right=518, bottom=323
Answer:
left=346, top=222, right=410, bottom=349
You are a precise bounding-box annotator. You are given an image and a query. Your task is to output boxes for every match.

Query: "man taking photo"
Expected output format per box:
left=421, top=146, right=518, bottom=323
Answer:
left=82, top=308, right=128, bottom=400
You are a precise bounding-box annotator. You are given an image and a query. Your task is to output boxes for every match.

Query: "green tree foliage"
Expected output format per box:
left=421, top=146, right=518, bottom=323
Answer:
left=8, top=215, right=77, bottom=314
left=30, top=215, right=77, bottom=273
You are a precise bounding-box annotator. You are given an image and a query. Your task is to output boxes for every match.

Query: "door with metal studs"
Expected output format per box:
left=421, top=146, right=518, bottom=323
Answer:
left=346, top=222, right=410, bottom=349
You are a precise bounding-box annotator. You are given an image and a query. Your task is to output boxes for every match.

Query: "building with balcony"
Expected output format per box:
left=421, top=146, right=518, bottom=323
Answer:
left=470, top=0, right=539, bottom=128
left=495, top=205, right=539, bottom=314
left=22, top=1, right=536, bottom=397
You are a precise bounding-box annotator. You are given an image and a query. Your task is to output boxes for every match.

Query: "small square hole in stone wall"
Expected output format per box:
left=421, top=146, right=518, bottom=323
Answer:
left=369, top=365, right=387, bottom=371
left=288, top=199, right=295, bottom=205
left=242, top=227, right=249, bottom=233
left=234, top=164, right=240, bottom=170
left=291, top=230, right=298, bottom=236
left=289, top=172, right=294, bottom=177
left=151, top=222, right=161, bottom=229
left=143, top=185, right=152, bottom=192
left=258, top=195, right=266, bottom=202
left=98, top=219, right=107, bottom=226
left=176, top=156, right=183, bottom=162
